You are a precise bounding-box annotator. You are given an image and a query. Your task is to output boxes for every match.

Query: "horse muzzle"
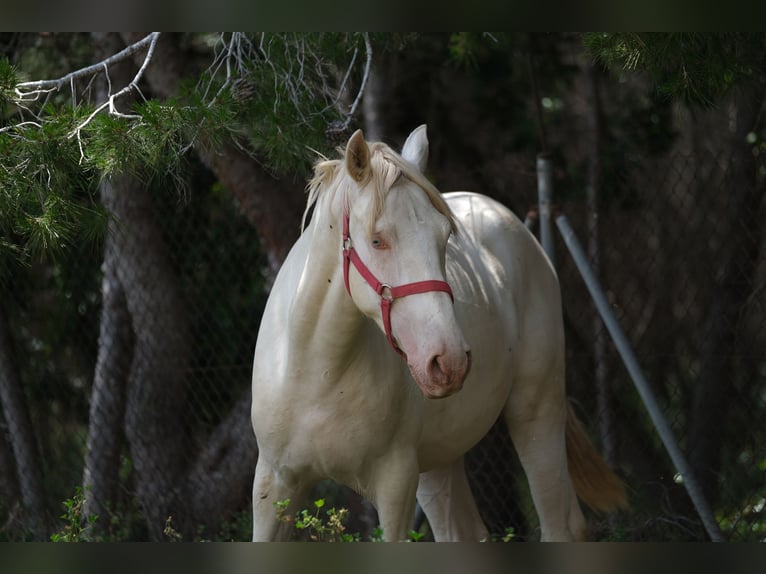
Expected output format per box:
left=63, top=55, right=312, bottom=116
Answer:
left=412, top=348, right=472, bottom=399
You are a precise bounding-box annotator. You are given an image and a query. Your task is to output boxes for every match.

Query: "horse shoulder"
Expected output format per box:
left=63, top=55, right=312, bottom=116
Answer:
left=445, top=191, right=557, bottom=294
left=443, top=190, right=561, bottom=381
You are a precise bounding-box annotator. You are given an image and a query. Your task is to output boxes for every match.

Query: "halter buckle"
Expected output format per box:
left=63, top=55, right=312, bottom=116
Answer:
left=379, top=283, right=394, bottom=301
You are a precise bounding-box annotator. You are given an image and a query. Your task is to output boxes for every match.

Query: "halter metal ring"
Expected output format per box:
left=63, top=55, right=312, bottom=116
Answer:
left=379, top=283, right=394, bottom=301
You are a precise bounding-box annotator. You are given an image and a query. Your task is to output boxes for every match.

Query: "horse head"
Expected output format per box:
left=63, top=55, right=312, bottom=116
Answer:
left=341, top=126, right=471, bottom=399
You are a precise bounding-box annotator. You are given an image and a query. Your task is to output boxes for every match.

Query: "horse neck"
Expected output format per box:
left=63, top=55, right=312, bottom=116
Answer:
left=288, top=193, right=366, bottom=367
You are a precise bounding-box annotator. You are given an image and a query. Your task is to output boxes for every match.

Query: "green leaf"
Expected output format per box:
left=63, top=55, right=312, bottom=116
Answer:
left=407, top=529, right=425, bottom=542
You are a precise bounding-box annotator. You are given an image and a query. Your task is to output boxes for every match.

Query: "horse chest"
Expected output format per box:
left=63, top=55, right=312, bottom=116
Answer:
left=255, top=370, right=417, bottom=476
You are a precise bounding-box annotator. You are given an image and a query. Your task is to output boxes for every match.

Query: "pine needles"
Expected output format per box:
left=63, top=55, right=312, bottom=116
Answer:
left=0, top=33, right=373, bottom=264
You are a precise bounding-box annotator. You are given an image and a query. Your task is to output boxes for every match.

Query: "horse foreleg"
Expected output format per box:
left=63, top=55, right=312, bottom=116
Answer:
left=416, top=456, right=488, bottom=541
left=369, top=450, right=419, bottom=542
left=251, top=458, right=311, bottom=541
left=503, top=385, right=586, bottom=541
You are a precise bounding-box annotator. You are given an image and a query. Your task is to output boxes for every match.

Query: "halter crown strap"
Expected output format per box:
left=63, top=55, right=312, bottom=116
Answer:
left=342, top=209, right=453, bottom=358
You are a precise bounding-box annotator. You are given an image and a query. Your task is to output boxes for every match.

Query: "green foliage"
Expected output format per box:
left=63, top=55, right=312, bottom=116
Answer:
left=0, top=111, right=104, bottom=266
left=205, top=509, right=253, bottom=542
left=163, top=516, right=183, bottom=543
left=275, top=498, right=364, bottom=542
left=205, top=33, right=365, bottom=172
left=271, top=498, right=521, bottom=542
left=0, top=56, right=19, bottom=106
left=50, top=486, right=98, bottom=542
left=0, top=33, right=366, bottom=263
left=583, top=33, right=766, bottom=106
left=369, top=526, right=385, bottom=542
left=479, top=526, right=517, bottom=542
left=49, top=487, right=254, bottom=542
left=447, top=33, right=496, bottom=69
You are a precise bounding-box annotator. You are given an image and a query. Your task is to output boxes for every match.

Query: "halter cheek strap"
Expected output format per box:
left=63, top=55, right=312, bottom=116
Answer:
left=342, top=209, right=454, bottom=359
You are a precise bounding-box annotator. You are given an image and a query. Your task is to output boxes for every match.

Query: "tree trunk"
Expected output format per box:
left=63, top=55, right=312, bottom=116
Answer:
left=117, top=32, right=308, bottom=534
left=0, top=408, right=21, bottom=512
left=362, top=63, right=384, bottom=142
left=81, top=225, right=132, bottom=535
left=103, top=173, right=192, bottom=541
left=120, top=32, right=303, bottom=275
left=195, top=143, right=302, bottom=275
left=585, top=61, right=616, bottom=466
left=82, top=33, right=193, bottom=541
left=0, top=308, right=48, bottom=538
left=687, top=88, right=765, bottom=505
left=183, top=390, right=256, bottom=533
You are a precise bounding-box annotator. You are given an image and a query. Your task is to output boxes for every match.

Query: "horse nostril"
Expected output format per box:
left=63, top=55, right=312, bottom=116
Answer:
left=427, top=350, right=471, bottom=388
left=427, top=354, right=448, bottom=386
left=465, top=349, right=473, bottom=376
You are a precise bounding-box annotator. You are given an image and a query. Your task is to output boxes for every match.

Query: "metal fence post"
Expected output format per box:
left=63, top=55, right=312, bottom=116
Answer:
left=555, top=213, right=725, bottom=543
left=536, top=154, right=555, bottom=267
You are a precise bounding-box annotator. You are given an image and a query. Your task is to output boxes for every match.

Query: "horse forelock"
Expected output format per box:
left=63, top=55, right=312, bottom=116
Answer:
left=381, top=146, right=457, bottom=234
left=302, top=141, right=456, bottom=235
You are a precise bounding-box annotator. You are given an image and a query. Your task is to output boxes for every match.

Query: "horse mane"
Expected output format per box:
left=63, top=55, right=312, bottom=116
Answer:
left=302, top=141, right=456, bottom=233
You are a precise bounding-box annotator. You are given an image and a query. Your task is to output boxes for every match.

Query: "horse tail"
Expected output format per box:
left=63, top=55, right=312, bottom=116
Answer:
left=566, top=401, right=628, bottom=513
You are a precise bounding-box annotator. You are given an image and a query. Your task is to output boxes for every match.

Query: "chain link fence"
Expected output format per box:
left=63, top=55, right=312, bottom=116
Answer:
left=1, top=146, right=764, bottom=541
left=468, top=147, right=766, bottom=541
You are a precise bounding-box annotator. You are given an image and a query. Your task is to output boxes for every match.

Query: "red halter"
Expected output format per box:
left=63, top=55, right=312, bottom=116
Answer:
left=342, top=208, right=454, bottom=359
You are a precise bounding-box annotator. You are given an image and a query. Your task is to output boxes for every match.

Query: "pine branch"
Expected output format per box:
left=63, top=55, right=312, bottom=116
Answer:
left=583, top=33, right=766, bottom=107
left=0, top=32, right=376, bottom=260
left=4, top=33, right=162, bottom=162
left=200, top=33, right=373, bottom=137
left=14, top=33, right=160, bottom=102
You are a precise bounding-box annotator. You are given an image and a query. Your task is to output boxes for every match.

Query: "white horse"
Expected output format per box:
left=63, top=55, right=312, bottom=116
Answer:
left=250, top=125, right=626, bottom=541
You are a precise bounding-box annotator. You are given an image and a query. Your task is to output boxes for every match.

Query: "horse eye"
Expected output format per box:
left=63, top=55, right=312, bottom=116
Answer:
left=371, top=236, right=386, bottom=249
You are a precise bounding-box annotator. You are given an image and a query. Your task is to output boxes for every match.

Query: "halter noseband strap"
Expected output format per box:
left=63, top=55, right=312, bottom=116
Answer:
left=342, top=208, right=454, bottom=359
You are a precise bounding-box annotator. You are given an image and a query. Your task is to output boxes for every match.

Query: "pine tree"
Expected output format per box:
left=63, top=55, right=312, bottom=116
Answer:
left=0, top=32, right=372, bottom=266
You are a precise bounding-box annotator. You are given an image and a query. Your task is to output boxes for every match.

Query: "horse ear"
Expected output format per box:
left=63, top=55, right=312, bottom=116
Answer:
left=345, top=129, right=371, bottom=183
left=401, top=124, right=429, bottom=173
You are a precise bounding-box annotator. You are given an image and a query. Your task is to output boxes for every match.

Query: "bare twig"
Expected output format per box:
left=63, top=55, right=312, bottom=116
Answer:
left=6, top=33, right=162, bottom=163
left=347, top=33, right=373, bottom=122
left=201, top=32, right=258, bottom=106
left=327, top=32, right=373, bottom=134
left=0, top=121, right=43, bottom=135
left=201, top=32, right=373, bottom=133
left=15, top=32, right=160, bottom=102
left=74, top=32, right=158, bottom=127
